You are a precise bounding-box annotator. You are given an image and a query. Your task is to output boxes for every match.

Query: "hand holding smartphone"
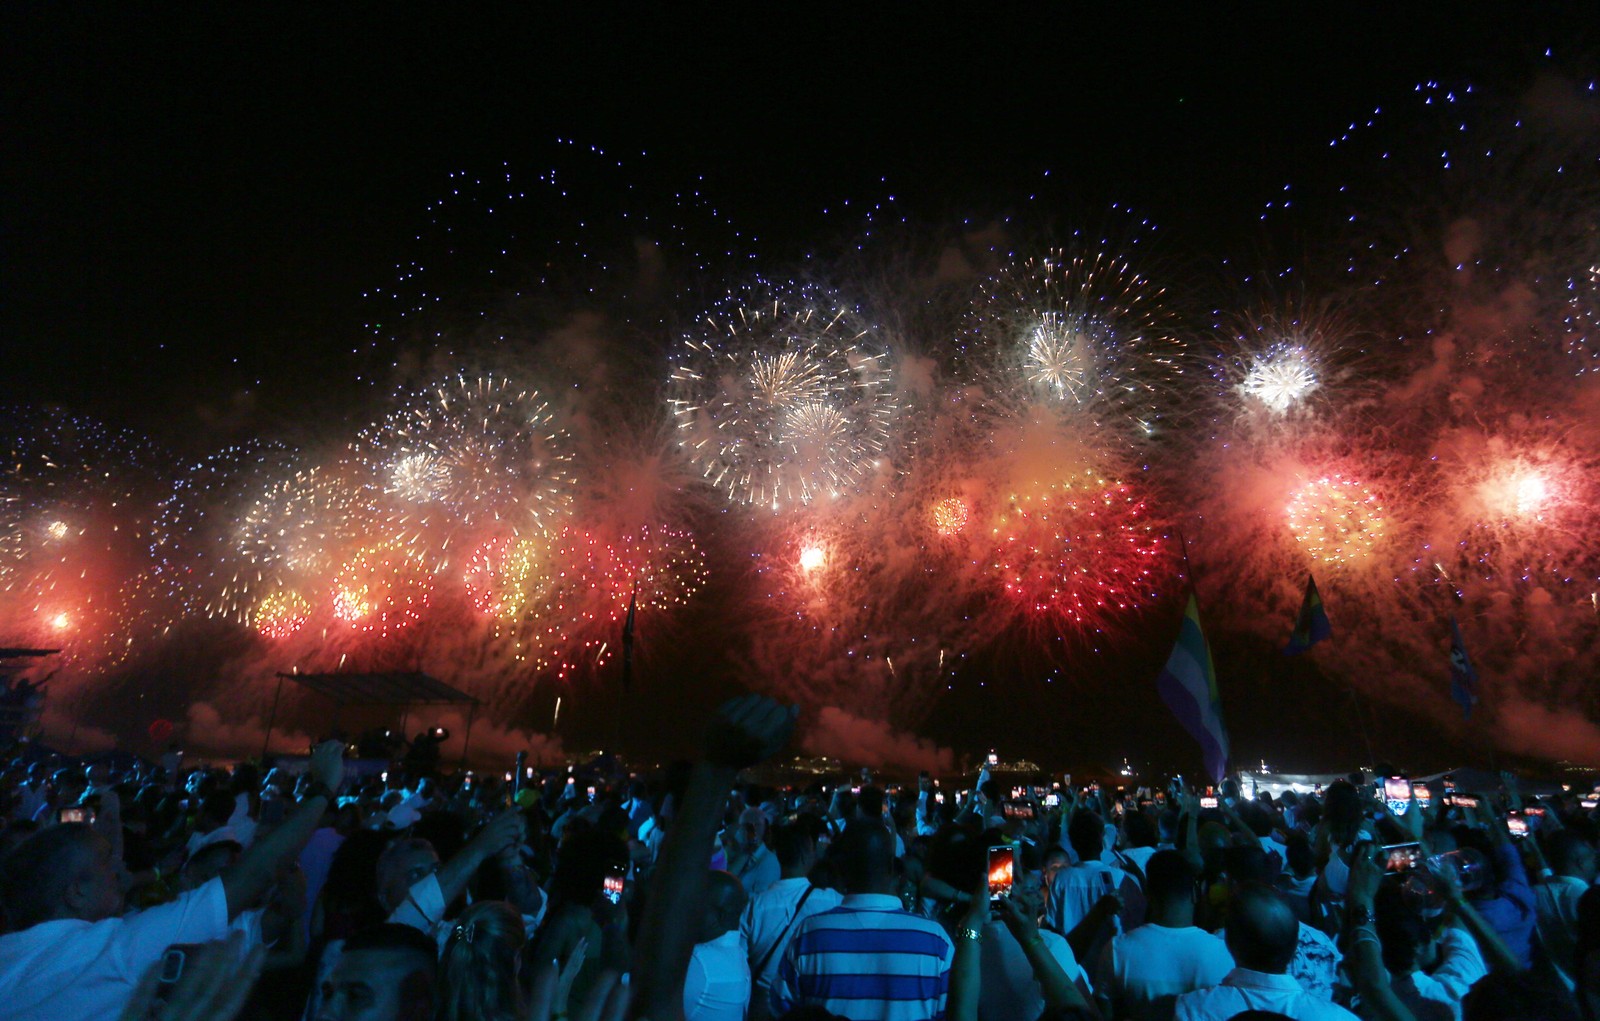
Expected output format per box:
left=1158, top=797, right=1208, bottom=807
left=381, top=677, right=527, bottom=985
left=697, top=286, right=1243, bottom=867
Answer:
left=602, top=864, right=626, bottom=905
left=987, top=845, right=1015, bottom=903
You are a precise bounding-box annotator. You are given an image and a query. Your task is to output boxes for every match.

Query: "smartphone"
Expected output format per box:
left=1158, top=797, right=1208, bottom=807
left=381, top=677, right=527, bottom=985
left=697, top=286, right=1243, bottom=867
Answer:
left=1449, top=794, right=1481, bottom=810
left=1044, top=793, right=1060, bottom=808
left=987, top=845, right=1016, bottom=903
left=1412, top=783, right=1432, bottom=806
left=1506, top=812, right=1530, bottom=839
left=58, top=805, right=95, bottom=825
left=935, top=792, right=945, bottom=804
left=587, top=785, right=597, bottom=802
left=602, top=864, right=625, bottom=905
left=1200, top=796, right=1219, bottom=810
left=1381, top=842, right=1424, bottom=873
left=1384, top=777, right=1412, bottom=802
left=1523, top=806, right=1547, bottom=818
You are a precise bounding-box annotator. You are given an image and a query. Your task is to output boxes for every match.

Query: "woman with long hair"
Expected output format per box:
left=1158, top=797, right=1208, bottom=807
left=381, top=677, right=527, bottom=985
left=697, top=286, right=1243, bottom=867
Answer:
left=437, top=901, right=527, bottom=1021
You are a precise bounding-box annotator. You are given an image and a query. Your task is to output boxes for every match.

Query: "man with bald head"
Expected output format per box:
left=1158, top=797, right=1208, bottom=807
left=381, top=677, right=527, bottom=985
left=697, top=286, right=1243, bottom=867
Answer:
left=1174, top=884, right=1357, bottom=1021
left=771, top=820, right=954, bottom=1021
left=684, top=870, right=751, bottom=1021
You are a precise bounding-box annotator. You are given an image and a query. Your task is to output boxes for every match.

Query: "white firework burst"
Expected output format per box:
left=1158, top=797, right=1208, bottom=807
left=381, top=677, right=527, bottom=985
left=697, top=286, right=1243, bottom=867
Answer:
left=668, top=283, right=898, bottom=510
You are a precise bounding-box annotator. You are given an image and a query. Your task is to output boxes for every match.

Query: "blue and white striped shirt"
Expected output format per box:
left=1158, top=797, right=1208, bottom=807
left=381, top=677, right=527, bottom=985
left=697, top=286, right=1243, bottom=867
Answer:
left=770, top=893, right=955, bottom=1021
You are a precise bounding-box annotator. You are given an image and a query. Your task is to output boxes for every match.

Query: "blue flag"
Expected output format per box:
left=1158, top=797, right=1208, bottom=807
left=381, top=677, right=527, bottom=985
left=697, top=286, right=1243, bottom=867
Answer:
left=1156, top=595, right=1230, bottom=783
left=1283, top=574, right=1332, bottom=655
left=1449, top=615, right=1478, bottom=718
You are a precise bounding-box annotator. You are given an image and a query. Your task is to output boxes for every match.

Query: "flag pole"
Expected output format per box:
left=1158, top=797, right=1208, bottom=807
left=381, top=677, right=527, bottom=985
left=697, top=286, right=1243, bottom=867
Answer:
left=615, top=578, right=637, bottom=757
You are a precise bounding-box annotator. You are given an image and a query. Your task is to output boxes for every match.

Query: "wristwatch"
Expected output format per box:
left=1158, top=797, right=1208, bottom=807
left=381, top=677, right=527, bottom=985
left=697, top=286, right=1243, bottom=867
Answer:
left=957, top=926, right=983, bottom=943
left=1348, top=904, right=1374, bottom=926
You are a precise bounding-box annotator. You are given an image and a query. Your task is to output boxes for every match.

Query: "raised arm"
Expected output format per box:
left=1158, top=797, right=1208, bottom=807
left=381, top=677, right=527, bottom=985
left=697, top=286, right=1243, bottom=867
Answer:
left=435, top=809, right=524, bottom=908
left=629, top=694, right=797, bottom=1021
left=1001, top=891, right=1100, bottom=1018
left=219, top=740, right=343, bottom=919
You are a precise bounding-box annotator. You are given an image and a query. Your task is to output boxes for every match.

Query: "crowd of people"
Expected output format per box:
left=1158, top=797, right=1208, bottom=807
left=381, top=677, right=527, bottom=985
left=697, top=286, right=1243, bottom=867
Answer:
left=0, top=693, right=1596, bottom=1021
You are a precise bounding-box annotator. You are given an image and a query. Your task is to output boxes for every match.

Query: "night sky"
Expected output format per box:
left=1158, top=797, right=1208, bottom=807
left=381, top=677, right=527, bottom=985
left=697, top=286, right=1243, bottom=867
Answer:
left=5, top=7, right=1598, bottom=773
left=6, top=7, right=1573, bottom=429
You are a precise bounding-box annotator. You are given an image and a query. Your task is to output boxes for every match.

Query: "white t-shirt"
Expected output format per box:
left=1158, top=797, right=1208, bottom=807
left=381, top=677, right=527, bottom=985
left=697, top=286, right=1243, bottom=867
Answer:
left=1173, top=967, right=1359, bottom=1021
left=980, top=921, right=1088, bottom=1021
left=1098, top=923, right=1234, bottom=1021
left=0, top=877, right=231, bottom=1021
left=740, top=877, right=844, bottom=1016
left=685, top=929, right=750, bottom=1021
left=1047, top=861, right=1144, bottom=936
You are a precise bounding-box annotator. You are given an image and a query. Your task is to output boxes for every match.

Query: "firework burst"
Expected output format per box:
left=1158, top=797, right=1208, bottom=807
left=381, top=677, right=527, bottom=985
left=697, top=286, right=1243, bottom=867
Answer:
left=987, top=471, right=1169, bottom=630
left=965, top=250, right=1185, bottom=444
left=483, top=523, right=707, bottom=679
left=358, top=373, right=575, bottom=564
left=331, top=540, right=433, bottom=637
left=668, top=282, right=898, bottom=510
left=1285, top=473, right=1388, bottom=568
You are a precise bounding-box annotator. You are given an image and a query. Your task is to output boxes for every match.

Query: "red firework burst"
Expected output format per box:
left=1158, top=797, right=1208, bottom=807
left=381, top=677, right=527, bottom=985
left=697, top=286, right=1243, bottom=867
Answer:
left=988, top=473, right=1166, bottom=627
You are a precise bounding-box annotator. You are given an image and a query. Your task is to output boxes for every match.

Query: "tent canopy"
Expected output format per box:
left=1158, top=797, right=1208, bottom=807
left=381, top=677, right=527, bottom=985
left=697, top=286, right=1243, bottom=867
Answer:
left=277, top=671, right=479, bottom=707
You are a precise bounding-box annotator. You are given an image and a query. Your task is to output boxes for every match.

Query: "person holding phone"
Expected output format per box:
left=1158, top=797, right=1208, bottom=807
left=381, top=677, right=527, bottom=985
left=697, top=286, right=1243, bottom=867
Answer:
left=0, top=740, right=347, bottom=1021
left=1045, top=809, right=1145, bottom=961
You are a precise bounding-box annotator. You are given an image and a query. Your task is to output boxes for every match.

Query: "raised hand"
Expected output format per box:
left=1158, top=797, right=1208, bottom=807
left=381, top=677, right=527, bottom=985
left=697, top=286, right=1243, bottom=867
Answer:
left=307, top=739, right=345, bottom=793
left=961, top=877, right=992, bottom=933
left=1347, top=843, right=1382, bottom=908
left=472, top=807, right=526, bottom=856
left=705, top=694, right=799, bottom=770
left=998, top=888, right=1042, bottom=944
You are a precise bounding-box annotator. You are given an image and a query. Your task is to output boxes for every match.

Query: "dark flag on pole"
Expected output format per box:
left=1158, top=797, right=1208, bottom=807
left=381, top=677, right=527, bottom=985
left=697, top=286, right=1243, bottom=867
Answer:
left=1283, top=574, right=1332, bottom=655
left=1449, top=615, right=1478, bottom=719
left=620, top=581, right=638, bottom=690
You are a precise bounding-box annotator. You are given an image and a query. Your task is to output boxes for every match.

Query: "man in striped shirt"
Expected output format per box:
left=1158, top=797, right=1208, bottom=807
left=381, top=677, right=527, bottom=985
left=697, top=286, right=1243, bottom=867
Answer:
left=770, top=820, right=954, bottom=1021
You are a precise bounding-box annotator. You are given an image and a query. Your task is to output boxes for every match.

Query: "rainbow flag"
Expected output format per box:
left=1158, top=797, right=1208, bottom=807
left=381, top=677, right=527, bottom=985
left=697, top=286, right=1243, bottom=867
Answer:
left=1157, top=594, right=1230, bottom=783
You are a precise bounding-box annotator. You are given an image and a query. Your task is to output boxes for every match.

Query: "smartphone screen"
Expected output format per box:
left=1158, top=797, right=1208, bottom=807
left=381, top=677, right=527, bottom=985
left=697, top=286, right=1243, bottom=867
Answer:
left=1381, top=842, right=1423, bottom=873
left=1412, top=783, right=1432, bottom=805
left=58, top=806, right=94, bottom=825
left=1044, top=793, right=1060, bottom=808
left=602, top=865, right=625, bottom=905
left=1506, top=813, right=1530, bottom=838
left=587, top=785, right=597, bottom=802
left=1384, top=777, right=1412, bottom=802
left=987, top=845, right=1015, bottom=902
left=1200, top=796, right=1219, bottom=809
left=1451, top=794, right=1481, bottom=810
